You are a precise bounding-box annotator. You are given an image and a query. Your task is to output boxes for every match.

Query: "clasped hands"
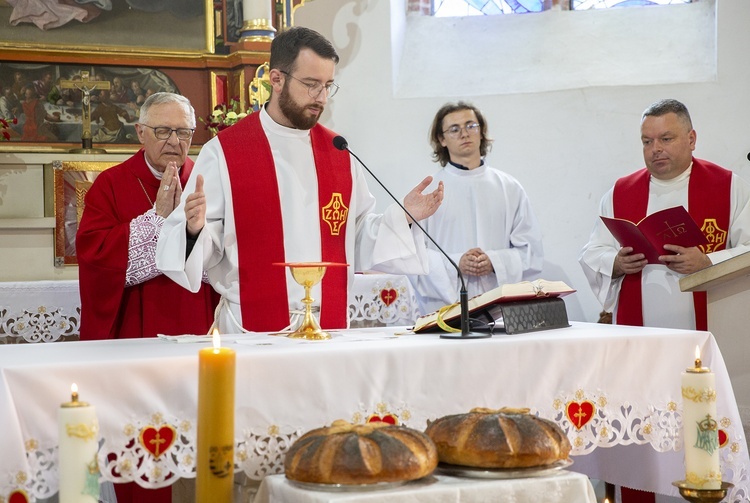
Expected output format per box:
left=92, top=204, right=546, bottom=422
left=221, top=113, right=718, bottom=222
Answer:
left=459, top=248, right=493, bottom=277
left=612, top=244, right=712, bottom=277
left=154, top=162, right=182, bottom=218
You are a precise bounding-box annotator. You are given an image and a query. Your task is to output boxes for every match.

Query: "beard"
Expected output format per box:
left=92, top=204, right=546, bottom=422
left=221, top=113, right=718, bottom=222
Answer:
left=278, top=82, right=324, bottom=130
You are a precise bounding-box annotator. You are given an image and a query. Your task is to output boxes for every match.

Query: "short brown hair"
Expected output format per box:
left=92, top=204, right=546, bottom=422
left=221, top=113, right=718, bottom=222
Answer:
left=270, top=26, right=339, bottom=74
left=429, top=101, right=493, bottom=166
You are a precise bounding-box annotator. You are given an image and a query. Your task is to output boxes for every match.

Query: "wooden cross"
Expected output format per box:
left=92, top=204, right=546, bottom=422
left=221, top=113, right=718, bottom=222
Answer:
left=60, top=71, right=111, bottom=152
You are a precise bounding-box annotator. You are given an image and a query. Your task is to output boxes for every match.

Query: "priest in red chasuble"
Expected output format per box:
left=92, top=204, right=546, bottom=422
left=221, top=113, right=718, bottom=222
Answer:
left=157, top=27, right=443, bottom=333
left=77, top=92, right=219, bottom=501
left=77, top=92, right=218, bottom=342
left=579, top=98, right=750, bottom=502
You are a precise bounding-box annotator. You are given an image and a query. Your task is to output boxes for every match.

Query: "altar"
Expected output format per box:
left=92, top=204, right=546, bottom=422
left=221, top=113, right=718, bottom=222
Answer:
left=0, top=274, right=420, bottom=343
left=0, top=322, right=748, bottom=502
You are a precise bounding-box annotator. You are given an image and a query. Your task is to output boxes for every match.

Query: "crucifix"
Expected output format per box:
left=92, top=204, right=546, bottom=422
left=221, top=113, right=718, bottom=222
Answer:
left=60, top=71, right=111, bottom=154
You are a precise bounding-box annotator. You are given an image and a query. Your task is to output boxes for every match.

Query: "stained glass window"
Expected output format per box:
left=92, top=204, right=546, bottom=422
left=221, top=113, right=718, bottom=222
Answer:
left=433, top=0, right=548, bottom=17
left=572, top=0, right=691, bottom=9
left=432, top=0, right=690, bottom=16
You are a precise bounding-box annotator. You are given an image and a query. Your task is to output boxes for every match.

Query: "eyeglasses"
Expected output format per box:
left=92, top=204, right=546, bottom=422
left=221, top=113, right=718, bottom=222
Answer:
left=443, top=122, right=481, bottom=139
left=280, top=71, right=339, bottom=99
left=141, top=125, right=195, bottom=141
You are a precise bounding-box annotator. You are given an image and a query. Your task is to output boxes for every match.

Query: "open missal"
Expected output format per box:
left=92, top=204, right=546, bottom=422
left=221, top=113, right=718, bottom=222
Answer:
left=413, top=279, right=575, bottom=333
left=600, top=206, right=709, bottom=264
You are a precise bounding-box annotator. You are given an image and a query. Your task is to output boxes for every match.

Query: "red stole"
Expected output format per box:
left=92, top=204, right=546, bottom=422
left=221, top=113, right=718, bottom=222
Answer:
left=612, top=158, right=731, bottom=330
left=219, top=112, right=352, bottom=331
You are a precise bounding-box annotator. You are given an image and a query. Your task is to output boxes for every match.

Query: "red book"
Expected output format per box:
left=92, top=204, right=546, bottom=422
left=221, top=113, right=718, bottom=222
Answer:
left=601, top=206, right=709, bottom=264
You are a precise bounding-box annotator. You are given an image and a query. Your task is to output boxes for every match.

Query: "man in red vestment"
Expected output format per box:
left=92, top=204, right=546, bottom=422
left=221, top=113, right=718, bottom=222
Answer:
left=580, top=99, right=750, bottom=503
left=76, top=92, right=219, bottom=503
left=158, top=27, right=444, bottom=334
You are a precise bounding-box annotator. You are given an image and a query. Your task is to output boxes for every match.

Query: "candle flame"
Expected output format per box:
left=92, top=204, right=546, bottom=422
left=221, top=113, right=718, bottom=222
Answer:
left=695, top=345, right=700, bottom=360
left=71, top=383, right=78, bottom=393
left=212, top=329, right=220, bottom=350
left=604, top=499, right=610, bottom=503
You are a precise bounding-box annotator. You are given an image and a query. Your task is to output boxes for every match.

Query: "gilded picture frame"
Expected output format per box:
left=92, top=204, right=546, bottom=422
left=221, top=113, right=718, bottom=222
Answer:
left=0, top=0, right=215, bottom=56
left=47, top=160, right=116, bottom=267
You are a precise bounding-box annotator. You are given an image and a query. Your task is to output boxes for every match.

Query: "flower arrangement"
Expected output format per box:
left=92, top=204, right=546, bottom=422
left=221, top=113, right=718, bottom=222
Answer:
left=1, top=117, right=17, bottom=141
left=200, top=97, right=252, bottom=136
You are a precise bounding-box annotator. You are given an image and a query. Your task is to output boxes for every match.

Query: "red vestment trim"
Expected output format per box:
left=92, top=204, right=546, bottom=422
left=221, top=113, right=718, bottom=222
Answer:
left=219, top=112, right=352, bottom=331
left=612, top=158, right=731, bottom=330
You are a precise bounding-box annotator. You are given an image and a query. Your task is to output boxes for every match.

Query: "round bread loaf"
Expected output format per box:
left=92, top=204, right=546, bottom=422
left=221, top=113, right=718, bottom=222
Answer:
left=285, top=420, right=438, bottom=484
left=425, top=407, right=571, bottom=468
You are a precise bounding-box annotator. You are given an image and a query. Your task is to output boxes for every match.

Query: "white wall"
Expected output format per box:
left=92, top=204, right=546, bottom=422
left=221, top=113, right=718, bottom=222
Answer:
left=295, top=0, right=750, bottom=323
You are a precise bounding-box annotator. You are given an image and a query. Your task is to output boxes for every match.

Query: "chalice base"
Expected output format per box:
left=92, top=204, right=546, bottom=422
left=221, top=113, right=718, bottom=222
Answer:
left=287, top=315, right=331, bottom=341
left=672, top=481, right=733, bottom=503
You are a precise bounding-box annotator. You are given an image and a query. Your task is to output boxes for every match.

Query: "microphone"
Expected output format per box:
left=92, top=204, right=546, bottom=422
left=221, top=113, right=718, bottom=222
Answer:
left=333, top=135, right=490, bottom=339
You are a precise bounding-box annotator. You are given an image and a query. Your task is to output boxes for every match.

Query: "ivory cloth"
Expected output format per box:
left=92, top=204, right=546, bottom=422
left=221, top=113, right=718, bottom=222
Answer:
left=0, top=322, right=747, bottom=502
left=255, top=471, right=597, bottom=503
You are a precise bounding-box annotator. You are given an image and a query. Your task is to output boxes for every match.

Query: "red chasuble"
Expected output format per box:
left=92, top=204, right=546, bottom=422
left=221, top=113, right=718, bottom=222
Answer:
left=612, top=157, right=731, bottom=330
left=77, top=150, right=219, bottom=340
left=218, top=112, right=352, bottom=331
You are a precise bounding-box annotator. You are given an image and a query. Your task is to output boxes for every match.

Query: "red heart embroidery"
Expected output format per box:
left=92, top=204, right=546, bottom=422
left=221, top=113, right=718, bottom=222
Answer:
left=8, top=490, right=29, bottom=503
left=380, top=289, right=398, bottom=306
left=367, top=413, right=398, bottom=425
left=139, top=425, right=176, bottom=459
left=719, top=429, right=728, bottom=448
left=566, top=401, right=595, bottom=430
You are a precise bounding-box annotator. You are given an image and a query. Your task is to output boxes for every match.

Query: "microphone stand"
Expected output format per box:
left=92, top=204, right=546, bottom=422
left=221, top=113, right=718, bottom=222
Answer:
left=341, top=143, right=490, bottom=339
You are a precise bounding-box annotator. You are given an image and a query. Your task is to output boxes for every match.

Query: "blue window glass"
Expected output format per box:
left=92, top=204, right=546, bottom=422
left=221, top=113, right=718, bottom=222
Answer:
left=572, top=0, right=691, bottom=9
left=432, top=0, right=690, bottom=16
left=433, top=0, right=546, bottom=17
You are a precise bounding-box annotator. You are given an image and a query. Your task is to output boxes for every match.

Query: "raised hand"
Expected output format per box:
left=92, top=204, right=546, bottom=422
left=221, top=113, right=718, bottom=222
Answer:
left=403, top=176, right=444, bottom=224
left=185, top=174, right=206, bottom=238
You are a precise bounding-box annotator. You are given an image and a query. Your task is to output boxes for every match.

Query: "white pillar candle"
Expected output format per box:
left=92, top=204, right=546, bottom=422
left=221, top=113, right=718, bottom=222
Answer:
left=58, top=383, right=100, bottom=503
left=243, top=0, right=272, bottom=22
left=681, top=346, right=721, bottom=489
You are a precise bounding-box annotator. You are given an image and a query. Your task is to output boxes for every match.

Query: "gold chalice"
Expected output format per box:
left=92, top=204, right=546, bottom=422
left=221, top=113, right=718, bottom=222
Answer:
left=274, top=262, right=348, bottom=340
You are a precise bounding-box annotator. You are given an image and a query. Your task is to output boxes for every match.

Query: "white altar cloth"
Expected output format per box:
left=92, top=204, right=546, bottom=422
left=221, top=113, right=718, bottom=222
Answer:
left=0, top=323, right=748, bottom=502
left=255, top=471, right=598, bottom=503
left=0, top=274, right=418, bottom=344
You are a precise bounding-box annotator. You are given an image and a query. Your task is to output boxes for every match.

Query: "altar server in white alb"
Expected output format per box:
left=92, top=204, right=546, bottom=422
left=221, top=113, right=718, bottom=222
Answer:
left=409, top=102, right=544, bottom=315
left=579, top=98, right=750, bottom=331
left=156, top=26, right=443, bottom=333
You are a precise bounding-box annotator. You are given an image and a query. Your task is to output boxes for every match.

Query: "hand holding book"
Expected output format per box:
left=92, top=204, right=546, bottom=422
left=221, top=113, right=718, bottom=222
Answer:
left=600, top=206, right=708, bottom=264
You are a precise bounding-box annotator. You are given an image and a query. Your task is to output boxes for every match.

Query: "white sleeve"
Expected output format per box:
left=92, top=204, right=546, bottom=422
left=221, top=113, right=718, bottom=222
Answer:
left=578, top=188, right=622, bottom=311
left=707, top=173, right=750, bottom=264
left=156, top=140, right=227, bottom=293
left=351, top=162, right=429, bottom=274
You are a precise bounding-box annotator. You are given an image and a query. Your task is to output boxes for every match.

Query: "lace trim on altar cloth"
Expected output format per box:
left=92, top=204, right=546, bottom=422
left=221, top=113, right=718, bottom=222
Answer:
left=348, top=277, right=420, bottom=327
left=0, top=305, right=80, bottom=344
left=125, top=209, right=164, bottom=287
left=11, top=395, right=749, bottom=502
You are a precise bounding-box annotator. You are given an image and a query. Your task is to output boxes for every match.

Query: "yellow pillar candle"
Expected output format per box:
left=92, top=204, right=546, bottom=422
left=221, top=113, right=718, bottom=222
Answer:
left=196, top=330, right=236, bottom=503
left=681, top=346, right=721, bottom=489
left=58, top=383, right=100, bottom=503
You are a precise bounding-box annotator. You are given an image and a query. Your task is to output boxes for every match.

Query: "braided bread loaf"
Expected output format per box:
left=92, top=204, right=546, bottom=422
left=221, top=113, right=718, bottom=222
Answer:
left=285, top=420, right=438, bottom=484
left=425, top=407, right=571, bottom=468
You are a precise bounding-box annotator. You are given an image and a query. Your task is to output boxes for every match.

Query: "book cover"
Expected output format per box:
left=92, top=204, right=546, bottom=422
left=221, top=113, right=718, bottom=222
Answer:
left=600, top=206, right=709, bottom=264
left=413, top=279, right=575, bottom=333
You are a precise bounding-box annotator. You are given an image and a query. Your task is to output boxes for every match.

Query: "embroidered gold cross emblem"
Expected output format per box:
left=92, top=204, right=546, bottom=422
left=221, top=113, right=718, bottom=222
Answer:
left=701, top=218, right=727, bottom=253
left=321, top=193, right=349, bottom=236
